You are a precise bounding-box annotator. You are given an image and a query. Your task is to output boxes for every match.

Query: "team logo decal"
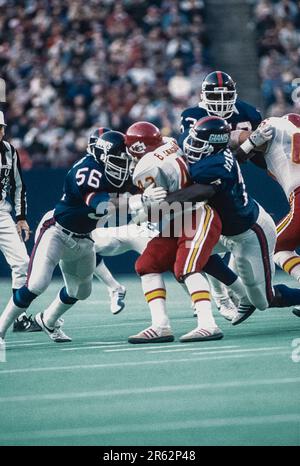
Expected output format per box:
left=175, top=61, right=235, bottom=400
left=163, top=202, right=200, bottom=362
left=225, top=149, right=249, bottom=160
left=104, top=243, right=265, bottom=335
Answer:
left=95, top=139, right=113, bottom=154
left=208, top=133, right=229, bottom=143
left=130, top=141, right=146, bottom=154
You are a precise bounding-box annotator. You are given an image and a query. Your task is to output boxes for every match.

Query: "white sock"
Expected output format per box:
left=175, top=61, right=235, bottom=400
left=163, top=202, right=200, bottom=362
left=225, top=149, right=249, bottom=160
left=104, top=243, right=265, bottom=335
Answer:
left=274, top=250, right=300, bottom=282
left=94, top=259, right=122, bottom=292
left=227, top=277, right=251, bottom=305
left=141, top=273, right=170, bottom=328
left=184, top=273, right=217, bottom=328
left=43, top=294, right=75, bottom=329
left=0, top=297, right=27, bottom=338
left=206, top=275, right=229, bottom=307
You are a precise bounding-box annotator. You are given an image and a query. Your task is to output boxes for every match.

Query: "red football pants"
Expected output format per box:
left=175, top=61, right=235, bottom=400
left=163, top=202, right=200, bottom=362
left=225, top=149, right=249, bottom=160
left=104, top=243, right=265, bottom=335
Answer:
left=136, top=205, right=222, bottom=281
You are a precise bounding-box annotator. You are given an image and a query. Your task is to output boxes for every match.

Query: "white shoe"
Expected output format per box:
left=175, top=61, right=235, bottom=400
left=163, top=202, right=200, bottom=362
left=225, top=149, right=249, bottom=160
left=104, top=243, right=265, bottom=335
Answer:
left=110, top=286, right=126, bottom=315
left=180, top=326, right=223, bottom=342
left=231, top=304, right=256, bottom=326
left=35, top=312, right=72, bottom=343
left=218, top=297, right=238, bottom=321
left=128, top=326, right=174, bottom=344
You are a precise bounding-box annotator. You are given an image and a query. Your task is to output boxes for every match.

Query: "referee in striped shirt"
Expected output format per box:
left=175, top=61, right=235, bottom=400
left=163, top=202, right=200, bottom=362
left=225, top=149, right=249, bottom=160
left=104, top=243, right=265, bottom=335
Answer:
left=0, top=111, right=39, bottom=332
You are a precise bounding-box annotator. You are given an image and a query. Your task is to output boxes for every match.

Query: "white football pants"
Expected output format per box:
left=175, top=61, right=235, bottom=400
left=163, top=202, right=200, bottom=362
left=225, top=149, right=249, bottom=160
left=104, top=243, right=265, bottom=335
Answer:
left=28, top=215, right=95, bottom=300
left=0, top=210, right=29, bottom=289
left=213, top=205, right=277, bottom=310
left=92, top=223, right=157, bottom=256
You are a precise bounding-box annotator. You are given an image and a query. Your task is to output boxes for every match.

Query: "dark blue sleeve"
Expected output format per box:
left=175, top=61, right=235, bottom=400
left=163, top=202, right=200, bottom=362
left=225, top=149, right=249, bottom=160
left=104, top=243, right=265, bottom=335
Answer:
left=250, top=107, right=262, bottom=130
left=73, top=165, right=110, bottom=212
left=189, top=153, right=236, bottom=192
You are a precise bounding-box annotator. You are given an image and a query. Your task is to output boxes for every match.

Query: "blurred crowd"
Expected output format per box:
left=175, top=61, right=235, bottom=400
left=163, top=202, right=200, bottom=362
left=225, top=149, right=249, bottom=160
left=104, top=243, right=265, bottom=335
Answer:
left=0, top=0, right=210, bottom=169
left=253, top=0, right=300, bottom=117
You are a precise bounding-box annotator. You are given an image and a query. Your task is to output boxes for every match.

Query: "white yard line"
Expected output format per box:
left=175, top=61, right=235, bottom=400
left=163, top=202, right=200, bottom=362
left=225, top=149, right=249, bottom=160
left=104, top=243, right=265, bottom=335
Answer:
left=0, top=376, right=299, bottom=403
left=74, top=344, right=239, bottom=353
left=0, top=413, right=299, bottom=442
left=148, top=345, right=287, bottom=354
left=0, top=351, right=291, bottom=375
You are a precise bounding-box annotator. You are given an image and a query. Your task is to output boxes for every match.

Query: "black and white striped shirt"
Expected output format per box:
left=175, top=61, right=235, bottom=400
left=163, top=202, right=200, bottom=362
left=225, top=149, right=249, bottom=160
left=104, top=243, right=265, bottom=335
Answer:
left=0, top=139, right=27, bottom=220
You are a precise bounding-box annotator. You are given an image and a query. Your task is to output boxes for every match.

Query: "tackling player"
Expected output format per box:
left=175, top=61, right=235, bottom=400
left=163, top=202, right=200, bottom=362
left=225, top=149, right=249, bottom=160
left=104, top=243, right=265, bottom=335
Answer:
left=167, top=116, right=300, bottom=324
left=179, top=70, right=263, bottom=319
left=0, top=131, right=164, bottom=348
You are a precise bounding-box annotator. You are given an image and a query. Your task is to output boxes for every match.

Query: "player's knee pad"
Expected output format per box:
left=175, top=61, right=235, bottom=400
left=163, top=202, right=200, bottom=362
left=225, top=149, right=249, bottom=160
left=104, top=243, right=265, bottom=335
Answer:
left=13, top=286, right=37, bottom=308
left=59, top=287, right=78, bottom=305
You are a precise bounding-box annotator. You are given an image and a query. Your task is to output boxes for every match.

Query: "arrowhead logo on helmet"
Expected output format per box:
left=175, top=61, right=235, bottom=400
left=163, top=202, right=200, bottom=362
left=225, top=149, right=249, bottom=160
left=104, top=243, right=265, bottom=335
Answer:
left=125, top=121, right=163, bottom=159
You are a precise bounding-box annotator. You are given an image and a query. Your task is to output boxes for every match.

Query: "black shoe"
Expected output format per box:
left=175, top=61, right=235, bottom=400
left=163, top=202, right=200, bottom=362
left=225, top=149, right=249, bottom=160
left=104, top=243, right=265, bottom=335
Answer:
left=231, top=305, right=256, bottom=326
left=13, top=315, right=42, bottom=332
left=292, top=307, right=300, bottom=317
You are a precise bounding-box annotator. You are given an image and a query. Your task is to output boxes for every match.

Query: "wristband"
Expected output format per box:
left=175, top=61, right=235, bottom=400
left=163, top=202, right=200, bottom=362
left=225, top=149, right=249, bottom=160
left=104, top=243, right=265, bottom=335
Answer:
left=240, top=138, right=255, bottom=154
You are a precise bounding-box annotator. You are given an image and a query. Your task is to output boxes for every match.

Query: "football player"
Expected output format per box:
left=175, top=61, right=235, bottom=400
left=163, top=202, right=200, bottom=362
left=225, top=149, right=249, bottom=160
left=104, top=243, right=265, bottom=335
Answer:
left=234, top=113, right=300, bottom=318
left=88, top=127, right=160, bottom=314
left=124, top=121, right=248, bottom=343
left=0, top=131, right=164, bottom=348
left=87, top=127, right=127, bottom=315
left=179, top=70, right=263, bottom=319
left=167, top=116, right=300, bottom=324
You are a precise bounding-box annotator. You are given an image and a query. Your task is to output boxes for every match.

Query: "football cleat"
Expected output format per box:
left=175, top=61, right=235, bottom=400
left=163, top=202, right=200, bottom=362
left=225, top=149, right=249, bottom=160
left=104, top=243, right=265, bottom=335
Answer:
left=34, top=312, right=72, bottom=343
left=180, top=326, right=223, bottom=342
left=231, top=304, right=256, bottom=326
left=13, top=314, right=42, bottom=333
left=128, top=326, right=174, bottom=344
left=218, top=297, right=238, bottom=321
left=110, top=286, right=126, bottom=315
left=292, top=306, right=300, bottom=317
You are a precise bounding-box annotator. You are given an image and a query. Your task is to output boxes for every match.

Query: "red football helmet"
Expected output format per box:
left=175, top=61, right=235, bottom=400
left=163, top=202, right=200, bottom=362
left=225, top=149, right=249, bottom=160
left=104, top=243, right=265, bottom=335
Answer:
left=125, top=121, right=163, bottom=159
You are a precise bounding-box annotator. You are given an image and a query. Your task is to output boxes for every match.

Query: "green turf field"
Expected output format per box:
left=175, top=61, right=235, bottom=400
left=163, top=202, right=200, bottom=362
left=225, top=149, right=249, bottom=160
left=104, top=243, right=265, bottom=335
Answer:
left=0, top=272, right=299, bottom=446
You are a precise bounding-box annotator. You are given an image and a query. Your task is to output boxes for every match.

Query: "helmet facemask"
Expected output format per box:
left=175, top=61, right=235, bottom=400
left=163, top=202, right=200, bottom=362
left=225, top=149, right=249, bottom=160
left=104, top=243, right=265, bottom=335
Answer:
left=202, top=88, right=237, bottom=119
left=184, top=128, right=214, bottom=164
left=103, top=152, right=131, bottom=188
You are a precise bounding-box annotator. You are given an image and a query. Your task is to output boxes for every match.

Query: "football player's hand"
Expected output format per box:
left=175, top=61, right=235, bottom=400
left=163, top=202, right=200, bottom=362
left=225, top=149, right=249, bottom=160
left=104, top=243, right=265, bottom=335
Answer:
left=142, top=183, right=167, bottom=208
left=249, top=123, right=273, bottom=148
left=16, top=220, right=30, bottom=242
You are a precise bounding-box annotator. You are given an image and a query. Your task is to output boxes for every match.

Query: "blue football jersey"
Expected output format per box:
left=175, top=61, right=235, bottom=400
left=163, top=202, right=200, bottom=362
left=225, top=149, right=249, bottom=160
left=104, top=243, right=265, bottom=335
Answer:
left=189, top=149, right=259, bottom=236
left=54, top=154, right=135, bottom=234
left=179, top=99, right=262, bottom=148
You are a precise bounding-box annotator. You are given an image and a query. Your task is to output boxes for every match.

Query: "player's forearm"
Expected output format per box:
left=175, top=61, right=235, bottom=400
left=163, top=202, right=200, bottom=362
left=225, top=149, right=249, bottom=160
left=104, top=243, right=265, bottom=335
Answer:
left=164, top=183, right=216, bottom=204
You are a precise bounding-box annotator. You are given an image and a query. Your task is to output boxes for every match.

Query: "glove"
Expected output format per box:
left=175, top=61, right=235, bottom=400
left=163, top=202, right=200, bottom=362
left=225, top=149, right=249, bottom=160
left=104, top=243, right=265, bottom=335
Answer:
left=141, top=183, right=167, bottom=208
left=128, top=183, right=167, bottom=212
left=249, top=122, right=273, bottom=148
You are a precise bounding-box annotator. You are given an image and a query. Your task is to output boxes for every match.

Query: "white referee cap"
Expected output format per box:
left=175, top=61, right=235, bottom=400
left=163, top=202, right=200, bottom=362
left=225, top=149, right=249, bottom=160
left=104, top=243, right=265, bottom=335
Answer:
left=0, top=111, right=7, bottom=126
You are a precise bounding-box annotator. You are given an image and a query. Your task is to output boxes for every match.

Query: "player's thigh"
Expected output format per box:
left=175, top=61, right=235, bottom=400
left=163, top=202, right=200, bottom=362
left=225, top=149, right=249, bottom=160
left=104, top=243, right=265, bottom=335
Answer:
left=60, top=239, right=95, bottom=299
left=175, top=206, right=222, bottom=280
left=92, top=227, right=126, bottom=255
left=27, top=227, right=64, bottom=295
left=126, top=224, right=154, bottom=254
left=135, top=236, right=178, bottom=275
